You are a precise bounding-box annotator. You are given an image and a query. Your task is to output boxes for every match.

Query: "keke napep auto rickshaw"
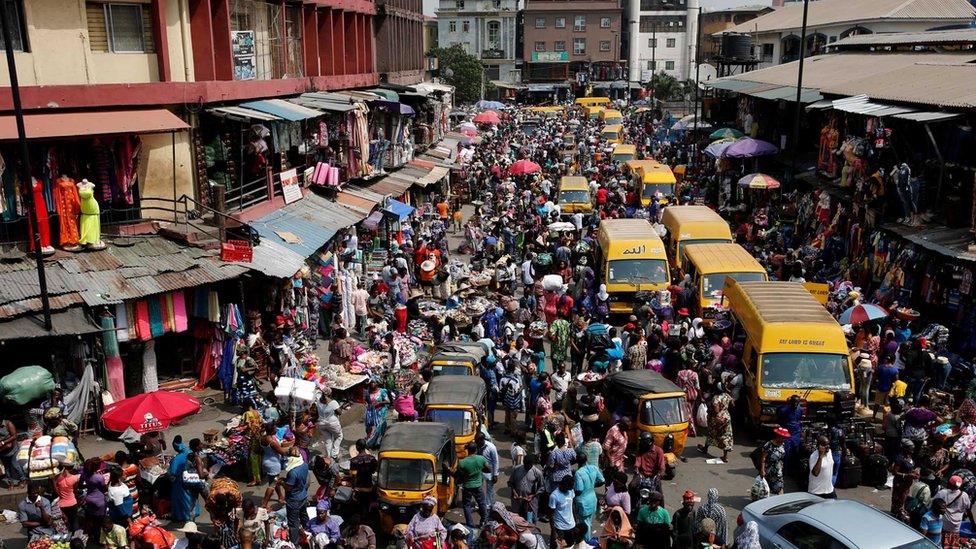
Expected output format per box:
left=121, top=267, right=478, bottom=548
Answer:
left=376, top=422, right=457, bottom=535
left=422, top=376, right=487, bottom=458
left=602, top=370, right=689, bottom=477
left=426, top=341, right=488, bottom=377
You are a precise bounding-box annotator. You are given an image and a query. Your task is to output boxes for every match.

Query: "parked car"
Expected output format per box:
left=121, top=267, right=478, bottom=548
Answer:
left=739, top=493, right=936, bottom=549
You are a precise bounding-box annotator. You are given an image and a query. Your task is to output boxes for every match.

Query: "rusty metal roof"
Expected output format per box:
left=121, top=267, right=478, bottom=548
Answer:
left=723, top=0, right=974, bottom=34
left=0, top=235, right=247, bottom=319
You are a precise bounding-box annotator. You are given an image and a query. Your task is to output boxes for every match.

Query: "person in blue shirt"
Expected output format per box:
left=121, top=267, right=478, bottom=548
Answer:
left=282, top=447, right=309, bottom=544
left=548, top=475, right=576, bottom=549
left=894, top=320, right=912, bottom=344
left=874, top=355, right=900, bottom=420
left=920, top=498, right=945, bottom=546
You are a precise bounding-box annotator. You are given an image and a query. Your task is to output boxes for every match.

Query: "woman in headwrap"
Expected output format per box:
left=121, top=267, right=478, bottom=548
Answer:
left=676, top=366, right=700, bottom=437
left=692, top=488, right=728, bottom=546
left=486, top=501, right=534, bottom=549
left=364, top=379, right=391, bottom=448
left=405, top=496, right=447, bottom=549
left=599, top=506, right=634, bottom=549
left=697, top=386, right=734, bottom=463
left=168, top=437, right=196, bottom=522
left=732, top=521, right=761, bottom=549
left=308, top=499, right=342, bottom=549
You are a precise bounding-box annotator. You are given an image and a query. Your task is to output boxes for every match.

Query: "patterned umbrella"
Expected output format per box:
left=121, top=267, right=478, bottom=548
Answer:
left=458, top=123, right=478, bottom=137
left=710, top=128, right=744, bottom=140
left=473, top=110, right=500, bottom=125
left=508, top=159, right=542, bottom=176
left=737, top=173, right=781, bottom=190
left=838, top=303, right=889, bottom=326
left=705, top=138, right=738, bottom=158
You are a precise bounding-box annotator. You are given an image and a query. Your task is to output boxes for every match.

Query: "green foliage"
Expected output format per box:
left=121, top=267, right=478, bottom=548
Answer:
left=649, top=72, right=689, bottom=102
left=432, top=45, right=486, bottom=103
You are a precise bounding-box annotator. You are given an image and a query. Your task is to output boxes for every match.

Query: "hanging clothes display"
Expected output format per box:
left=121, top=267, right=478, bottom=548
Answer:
left=53, top=176, right=81, bottom=250
left=100, top=313, right=126, bottom=402
left=142, top=340, right=159, bottom=393
left=27, top=178, right=55, bottom=255
left=78, top=179, right=106, bottom=249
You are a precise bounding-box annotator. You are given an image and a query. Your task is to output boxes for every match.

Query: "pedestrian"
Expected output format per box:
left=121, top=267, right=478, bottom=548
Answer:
left=282, top=446, right=309, bottom=544
left=732, top=521, right=761, bottom=549
left=573, top=453, right=605, bottom=540
left=635, top=491, right=671, bottom=548
left=808, top=436, right=835, bottom=498
left=697, top=386, right=734, bottom=463
left=919, top=498, right=945, bottom=547
left=603, top=472, right=631, bottom=515
left=509, top=453, right=545, bottom=523
left=933, top=474, right=970, bottom=546
left=500, top=363, right=525, bottom=434
left=874, top=355, right=899, bottom=420
left=405, top=496, right=447, bottom=549
left=19, top=482, right=54, bottom=539
left=599, top=506, right=634, bottom=549
left=548, top=475, right=576, bottom=549
left=692, top=488, right=728, bottom=546
left=672, top=490, right=698, bottom=549
left=890, top=439, right=917, bottom=522
left=316, top=389, right=344, bottom=460
left=478, top=432, right=500, bottom=506
left=457, top=441, right=490, bottom=528
left=760, top=428, right=790, bottom=496
left=603, top=418, right=630, bottom=473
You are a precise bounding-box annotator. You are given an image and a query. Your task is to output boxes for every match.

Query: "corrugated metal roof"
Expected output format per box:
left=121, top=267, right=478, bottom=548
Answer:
left=892, top=111, right=963, bottom=122
left=882, top=222, right=976, bottom=262
left=288, top=95, right=356, bottom=113
left=208, top=105, right=282, bottom=122
left=336, top=191, right=379, bottom=214
left=0, top=307, right=101, bottom=340
left=830, top=28, right=976, bottom=49
left=247, top=192, right=366, bottom=260
left=0, top=109, right=189, bottom=141
left=723, top=0, right=974, bottom=34
left=415, top=166, right=451, bottom=187
left=239, top=99, right=324, bottom=121
left=368, top=174, right=416, bottom=197
left=0, top=235, right=247, bottom=318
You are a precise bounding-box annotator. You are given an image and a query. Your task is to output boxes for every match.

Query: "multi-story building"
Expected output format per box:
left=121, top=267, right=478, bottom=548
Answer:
left=700, top=5, right=773, bottom=63
left=722, top=0, right=975, bottom=68
left=376, top=0, right=427, bottom=84
left=627, top=0, right=699, bottom=83
left=436, top=0, right=519, bottom=83
left=522, top=0, right=623, bottom=95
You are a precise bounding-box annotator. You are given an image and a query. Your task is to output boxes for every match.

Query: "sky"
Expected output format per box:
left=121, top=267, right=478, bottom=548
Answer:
left=422, top=0, right=774, bottom=18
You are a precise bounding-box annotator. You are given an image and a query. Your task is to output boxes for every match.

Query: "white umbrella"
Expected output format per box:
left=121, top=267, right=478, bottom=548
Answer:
left=548, top=221, right=577, bottom=232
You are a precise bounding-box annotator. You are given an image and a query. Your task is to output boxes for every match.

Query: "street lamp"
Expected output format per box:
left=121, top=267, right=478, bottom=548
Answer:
left=788, top=0, right=811, bottom=187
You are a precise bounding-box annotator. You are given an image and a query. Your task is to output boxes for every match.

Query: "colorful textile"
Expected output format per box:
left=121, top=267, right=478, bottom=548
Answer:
left=147, top=296, right=165, bottom=338
left=173, top=291, right=188, bottom=332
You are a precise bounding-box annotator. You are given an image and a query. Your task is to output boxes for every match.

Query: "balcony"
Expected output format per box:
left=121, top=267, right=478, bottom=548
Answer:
left=482, top=48, right=508, bottom=59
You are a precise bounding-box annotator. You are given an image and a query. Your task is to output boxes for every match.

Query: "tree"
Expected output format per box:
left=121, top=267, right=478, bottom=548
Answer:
left=649, top=72, right=688, bottom=102
left=432, top=45, right=486, bottom=104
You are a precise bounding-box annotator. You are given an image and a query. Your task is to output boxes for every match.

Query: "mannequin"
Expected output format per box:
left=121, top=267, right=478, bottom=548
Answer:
left=892, top=164, right=917, bottom=225
left=77, top=179, right=106, bottom=250
left=53, top=175, right=82, bottom=251
left=27, top=178, right=55, bottom=255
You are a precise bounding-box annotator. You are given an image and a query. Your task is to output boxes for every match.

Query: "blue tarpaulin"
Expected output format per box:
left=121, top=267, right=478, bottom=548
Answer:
left=239, top=99, right=323, bottom=121
left=383, top=199, right=415, bottom=220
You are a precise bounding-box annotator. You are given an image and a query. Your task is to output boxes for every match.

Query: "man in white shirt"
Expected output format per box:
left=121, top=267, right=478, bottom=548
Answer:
left=808, top=436, right=835, bottom=498
left=539, top=178, right=553, bottom=197
left=550, top=363, right=571, bottom=408
left=521, top=254, right=536, bottom=290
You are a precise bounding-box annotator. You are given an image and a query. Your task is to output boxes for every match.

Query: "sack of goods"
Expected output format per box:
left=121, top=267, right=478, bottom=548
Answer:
left=542, top=274, right=564, bottom=292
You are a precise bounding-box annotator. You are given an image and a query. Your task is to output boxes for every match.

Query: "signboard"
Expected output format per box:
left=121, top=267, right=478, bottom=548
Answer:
left=802, top=282, right=830, bottom=305
left=280, top=169, right=303, bottom=204
left=531, top=51, right=569, bottom=62
left=232, top=31, right=256, bottom=80
left=641, top=69, right=652, bottom=82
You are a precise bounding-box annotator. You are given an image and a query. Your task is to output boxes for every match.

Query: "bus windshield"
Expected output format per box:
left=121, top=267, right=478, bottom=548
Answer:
left=641, top=397, right=686, bottom=426
left=427, top=409, right=473, bottom=435
left=608, top=259, right=669, bottom=285
left=642, top=183, right=675, bottom=198
left=560, top=190, right=590, bottom=203
left=761, top=353, right=851, bottom=390
left=702, top=272, right=767, bottom=298
left=378, top=458, right=435, bottom=491
left=612, top=153, right=634, bottom=162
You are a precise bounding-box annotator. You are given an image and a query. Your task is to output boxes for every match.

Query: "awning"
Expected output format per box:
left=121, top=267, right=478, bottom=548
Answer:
left=415, top=166, right=450, bottom=188
left=336, top=190, right=379, bottom=214
left=891, top=111, right=963, bottom=123
left=370, top=100, right=416, bottom=116
left=366, top=175, right=414, bottom=198
left=239, top=99, right=324, bottom=121
left=288, top=96, right=355, bottom=113
left=527, top=84, right=555, bottom=92
left=383, top=199, right=415, bottom=220
left=362, top=211, right=384, bottom=231
left=368, top=88, right=400, bottom=102
left=0, top=307, right=101, bottom=340
left=0, top=109, right=189, bottom=140
left=208, top=105, right=282, bottom=121
left=882, top=223, right=976, bottom=263
left=815, top=95, right=962, bottom=122
left=246, top=192, right=365, bottom=260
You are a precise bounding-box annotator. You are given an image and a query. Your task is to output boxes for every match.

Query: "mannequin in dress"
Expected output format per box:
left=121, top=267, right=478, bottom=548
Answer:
left=53, top=175, right=81, bottom=251
left=28, top=178, right=55, bottom=255
left=77, top=179, right=106, bottom=250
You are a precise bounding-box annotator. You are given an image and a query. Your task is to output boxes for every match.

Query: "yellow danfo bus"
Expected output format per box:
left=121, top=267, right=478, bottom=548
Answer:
left=574, top=97, right=612, bottom=108
left=682, top=243, right=767, bottom=321
left=596, top=219, right=670, bottom=314
left=611, top=144, right=637, bottom=163
left=600, top=109, right=623, bottom=125
left=660, top=205, right=733, bottom=272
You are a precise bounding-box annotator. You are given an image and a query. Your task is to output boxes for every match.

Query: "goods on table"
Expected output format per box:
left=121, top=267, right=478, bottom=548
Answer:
left=407, top=319, right=432, bottom=340
left=463, top=296, right=492, bottom=317
left=275, top=377, right=320, bottom=412
left=951, top=424, right=976, bottom=463
left=27, top=535, right=72, bottom=549
left=527, top=320, right=548, bottom=339
left=0, top=366, right=55, bottom=405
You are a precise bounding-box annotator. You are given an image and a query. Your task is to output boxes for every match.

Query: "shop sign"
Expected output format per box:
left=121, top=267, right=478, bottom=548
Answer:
left=232, top=31, right=256, bottom=80
left=280, top=168, right=303, bottom=204
left=531, top=51, right=569, bottom=62
left=802, top=282, right=830, bottom=305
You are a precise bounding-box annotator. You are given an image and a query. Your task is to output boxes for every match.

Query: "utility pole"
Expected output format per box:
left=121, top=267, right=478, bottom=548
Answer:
left=788, top=0, right=810, bottom=187
left=650, top=23, right=657, bottom=100
left=1, top=5, right=51, bottom=330
left=692, top=6, right=702, bottom=135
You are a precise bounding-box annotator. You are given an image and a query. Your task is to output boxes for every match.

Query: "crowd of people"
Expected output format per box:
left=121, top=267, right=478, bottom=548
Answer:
left=11, top=96, right=976, bottom=549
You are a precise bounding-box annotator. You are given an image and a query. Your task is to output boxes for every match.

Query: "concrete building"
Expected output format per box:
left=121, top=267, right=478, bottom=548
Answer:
left=721, top=0, right=976, bottom=68
left=521, top=0, right=623, bottom=90
left=627, top=0, right=700, bottom=84
left=376, top=0, right=427, bottom=84
left=436, top=0, right=520, bottom=83
left=700, top=5, right=773, bottom=63
left=424, top=16, right=440, bottom=80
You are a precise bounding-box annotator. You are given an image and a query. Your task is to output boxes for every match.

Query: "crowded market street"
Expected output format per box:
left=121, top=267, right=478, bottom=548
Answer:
left=2, top=96, right=973, bottom=549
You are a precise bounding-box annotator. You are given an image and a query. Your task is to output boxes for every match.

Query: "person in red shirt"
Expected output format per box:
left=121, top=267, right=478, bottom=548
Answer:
left=596, top=187, right=609, bottom=206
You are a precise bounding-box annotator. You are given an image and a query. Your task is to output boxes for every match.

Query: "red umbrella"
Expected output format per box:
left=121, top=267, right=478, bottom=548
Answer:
left=473, top=110, right=500, bottom=125
left=508, top=159, right=542, bottom=176
left=101, top=390, right=201, bottom=433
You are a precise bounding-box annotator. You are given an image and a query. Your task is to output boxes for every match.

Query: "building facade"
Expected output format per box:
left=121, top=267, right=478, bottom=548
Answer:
left=436, top=0, right=520, bottom=83
left=522, top=0, right=623, bottom=87
left=627, top=0, right=699, bottom=83
left=376, top=0, right=427, bottom=84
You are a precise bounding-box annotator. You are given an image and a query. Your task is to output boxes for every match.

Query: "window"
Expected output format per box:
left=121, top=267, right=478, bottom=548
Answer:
left=89, top=3, right=154, bottom=53
left=456, top=0, right=464, bottom=8
left=648, top=38, right=657, bottom=48
left=761, top=43, right=774, bottom=61
left=666, top=38, right=675, bottom=47
left=493, top=0, right=501, bottom=7
left=0, top=0, right=27, bottom=52
left=639, top=15, right=684, bottom=32
left=449, top=21, right=457, bottom=32
left=535, top=17, right=545, bottom=28
left=487, top=20, right=500, bottom=49
left=573, top=37, right=586, bottom=54
left=462, top=20, right=470, bottom=32
left=378, top=459, right=435, bottom=491
left=665, top=60, right=674, bottom=70
left=554, top=40, right=566, bottom=52
left=761, top=353, right=851, bottom=390
left=600, top=40, right=611, bottom=52
left=776, top=522, right=847, bottom=549
left=600, top=17, right=611, bottom=28
left=639, top=0, right=685, bottom=9
left=647, top=60, right=656, bottom=69
left=555, top=17, right=566, bottom=28
left=534, top=41, right=545, bottom=52
left=574, top=15, right=586, bottom=31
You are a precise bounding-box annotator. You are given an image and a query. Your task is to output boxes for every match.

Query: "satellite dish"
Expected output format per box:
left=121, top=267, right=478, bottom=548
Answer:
left=444, top=68, right=455, bottom=78
left=696, top=63, right=718, bottom=83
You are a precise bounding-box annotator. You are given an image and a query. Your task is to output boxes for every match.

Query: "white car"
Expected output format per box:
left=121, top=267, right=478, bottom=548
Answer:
left=739, top=492, right=937, bottom=549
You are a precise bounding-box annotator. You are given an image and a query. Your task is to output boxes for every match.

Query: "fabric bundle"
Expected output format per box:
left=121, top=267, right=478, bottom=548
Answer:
left=313, top=162, right=331, bottom=185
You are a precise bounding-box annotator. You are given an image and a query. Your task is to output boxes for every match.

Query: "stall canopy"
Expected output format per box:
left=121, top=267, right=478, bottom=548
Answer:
left=207, top=105, right=282, bottom=122
left=244, top=192, right=366, bottom=261
left=383, top=199, right=415, bottom=220
left=415, top=166, right=450, bottom=188
left=288, top=93, right=357, bottom=113
left=0, top=307, right=101, bottom=340
left=0, top=109, right=189, bottom=140
left=239, top=99, right=324, bottom=121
